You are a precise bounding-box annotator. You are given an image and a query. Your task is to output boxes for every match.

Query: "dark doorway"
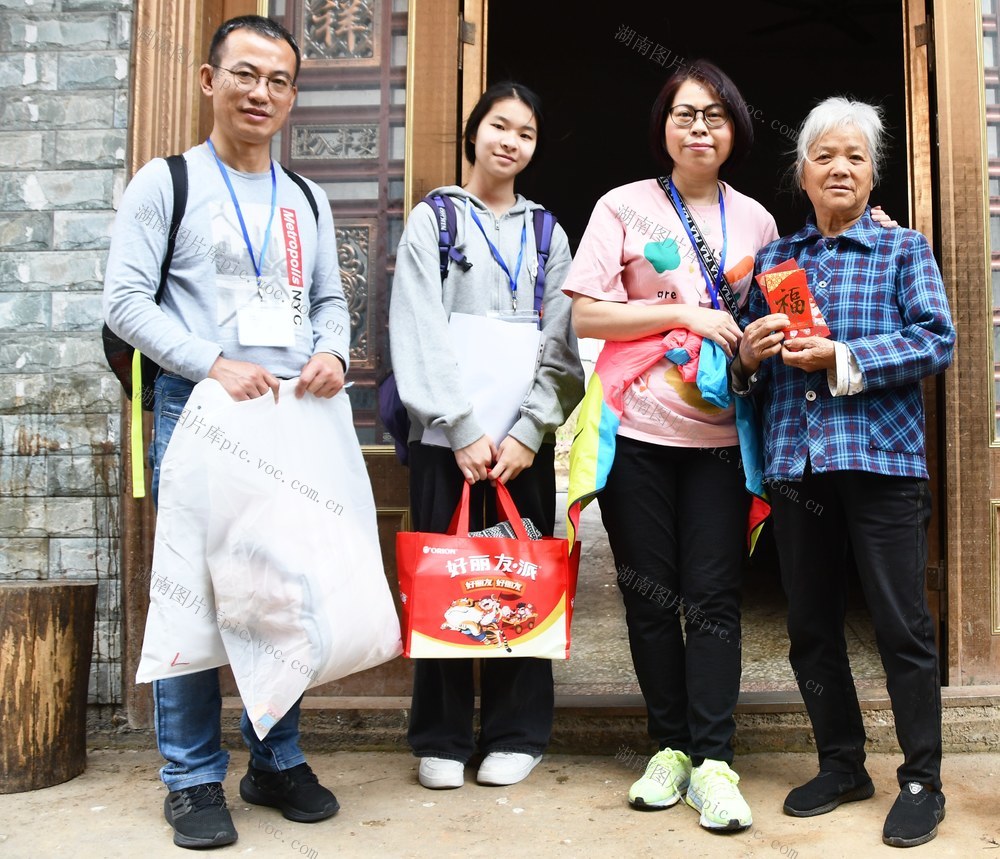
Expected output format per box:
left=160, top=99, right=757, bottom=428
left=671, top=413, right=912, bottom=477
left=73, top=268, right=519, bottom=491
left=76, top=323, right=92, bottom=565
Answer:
left=487, top=0, right=908, bottom=247
left=487, top=0, right=903, bottom=694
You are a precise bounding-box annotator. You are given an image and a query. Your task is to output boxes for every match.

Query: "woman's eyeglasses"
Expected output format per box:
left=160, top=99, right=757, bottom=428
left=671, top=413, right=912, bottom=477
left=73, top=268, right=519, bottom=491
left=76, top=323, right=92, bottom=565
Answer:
left=669, top=104, right=729, bottom=129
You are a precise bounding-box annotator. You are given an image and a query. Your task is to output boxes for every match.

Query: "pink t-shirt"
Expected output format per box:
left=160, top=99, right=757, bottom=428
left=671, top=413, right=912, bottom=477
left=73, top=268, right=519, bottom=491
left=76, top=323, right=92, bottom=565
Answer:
left=564, top=179, right=778, bottom=447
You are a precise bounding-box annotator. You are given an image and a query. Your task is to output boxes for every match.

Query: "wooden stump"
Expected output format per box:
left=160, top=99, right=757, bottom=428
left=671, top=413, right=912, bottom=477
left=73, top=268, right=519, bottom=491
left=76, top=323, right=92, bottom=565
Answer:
left=0, top=582, right=97, bottom=793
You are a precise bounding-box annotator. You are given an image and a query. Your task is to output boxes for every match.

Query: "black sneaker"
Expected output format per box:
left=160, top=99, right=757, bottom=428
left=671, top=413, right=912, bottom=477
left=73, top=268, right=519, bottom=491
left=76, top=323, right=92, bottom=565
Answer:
left=239, top=763, right=339, bottom=823
left=163, top=782, right=238, bottom=849
left=783, top=770, right=875, bottom=817
left=882, top=783, right=945, bottom=848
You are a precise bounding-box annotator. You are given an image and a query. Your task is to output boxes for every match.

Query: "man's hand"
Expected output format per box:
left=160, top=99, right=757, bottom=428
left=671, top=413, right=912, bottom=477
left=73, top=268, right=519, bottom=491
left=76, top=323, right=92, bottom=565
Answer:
left=208, top=356, right=281, bottom=401
left=490, top=436, right=535, bottom=485
left=295, top=353, right=345, bottom=399
left=782, top=336, right=837, bottom=372
left=454, top=435, right=497, bottom=484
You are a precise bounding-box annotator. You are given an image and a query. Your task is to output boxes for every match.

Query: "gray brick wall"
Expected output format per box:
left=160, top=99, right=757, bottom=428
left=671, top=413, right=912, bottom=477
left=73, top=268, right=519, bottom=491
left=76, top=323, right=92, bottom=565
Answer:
left=0, top=0, right=132, bottom=704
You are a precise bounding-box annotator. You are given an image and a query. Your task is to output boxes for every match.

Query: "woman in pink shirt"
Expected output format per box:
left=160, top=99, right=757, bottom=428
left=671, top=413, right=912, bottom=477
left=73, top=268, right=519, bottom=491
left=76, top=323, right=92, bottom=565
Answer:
left=562, top=60, right=777, bottom=831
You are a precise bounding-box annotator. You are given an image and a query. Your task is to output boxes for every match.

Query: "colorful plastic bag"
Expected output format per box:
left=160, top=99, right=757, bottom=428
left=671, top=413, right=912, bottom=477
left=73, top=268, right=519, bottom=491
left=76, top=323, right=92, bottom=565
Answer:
left=397, top=482, right=580, bottom=659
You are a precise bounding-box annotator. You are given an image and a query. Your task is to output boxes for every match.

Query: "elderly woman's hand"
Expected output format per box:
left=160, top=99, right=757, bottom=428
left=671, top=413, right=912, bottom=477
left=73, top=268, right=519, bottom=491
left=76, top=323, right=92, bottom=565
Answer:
left=737, top=313, right=790, bottom=375
left=781, top=336, right=837, bottom=372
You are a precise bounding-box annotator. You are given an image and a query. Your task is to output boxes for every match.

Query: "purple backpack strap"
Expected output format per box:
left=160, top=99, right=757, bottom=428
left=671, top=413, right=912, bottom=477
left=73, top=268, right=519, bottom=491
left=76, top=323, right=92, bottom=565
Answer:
left=423, top=193, right=471, bottom=278
left=532, top=209, right=557, bottom=314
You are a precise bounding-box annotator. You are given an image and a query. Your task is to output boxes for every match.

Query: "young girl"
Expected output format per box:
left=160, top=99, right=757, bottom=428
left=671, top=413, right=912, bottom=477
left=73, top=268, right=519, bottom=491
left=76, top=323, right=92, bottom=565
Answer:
left=562, top=60, right=776, bottom=831
left=389, top=82, right=584, bottom=790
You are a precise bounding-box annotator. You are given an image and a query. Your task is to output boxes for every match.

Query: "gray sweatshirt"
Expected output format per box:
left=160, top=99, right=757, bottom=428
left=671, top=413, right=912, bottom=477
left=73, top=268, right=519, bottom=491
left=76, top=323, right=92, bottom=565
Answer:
left=389, top=186, right=584, bottom=452
left=104, top=143, right=350, bottom=381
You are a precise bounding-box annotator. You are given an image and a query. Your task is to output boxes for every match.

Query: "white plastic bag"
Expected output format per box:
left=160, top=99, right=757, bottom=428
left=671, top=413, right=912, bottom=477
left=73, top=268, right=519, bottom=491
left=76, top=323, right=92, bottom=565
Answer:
left=136, top=379, right=402, bottom=738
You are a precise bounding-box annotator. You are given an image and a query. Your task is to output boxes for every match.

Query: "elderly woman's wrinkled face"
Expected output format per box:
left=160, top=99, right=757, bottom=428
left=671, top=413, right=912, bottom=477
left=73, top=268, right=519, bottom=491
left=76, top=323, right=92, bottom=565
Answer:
left=800, top=126, right=873, bottom=222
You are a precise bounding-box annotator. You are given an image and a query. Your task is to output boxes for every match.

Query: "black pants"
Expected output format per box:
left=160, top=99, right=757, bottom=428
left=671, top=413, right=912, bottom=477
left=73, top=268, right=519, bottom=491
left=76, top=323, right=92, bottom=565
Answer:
left=770, top=468, right=942, bottom=789
left=405, top=442, right=556, bottom=763
left=599, top=436, right=749, bottom=765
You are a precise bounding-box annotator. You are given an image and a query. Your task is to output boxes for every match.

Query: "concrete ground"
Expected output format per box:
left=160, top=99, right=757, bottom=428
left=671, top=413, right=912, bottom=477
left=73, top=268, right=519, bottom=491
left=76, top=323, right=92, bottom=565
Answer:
left=2, top=421, right=987, bottom=857
left=1, top=748, right=998, bottom=858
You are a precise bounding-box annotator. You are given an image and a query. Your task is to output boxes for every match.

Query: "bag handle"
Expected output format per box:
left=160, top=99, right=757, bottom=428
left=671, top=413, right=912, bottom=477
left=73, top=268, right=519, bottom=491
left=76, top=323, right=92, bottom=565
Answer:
left=448, top=481, right=531, bottom=541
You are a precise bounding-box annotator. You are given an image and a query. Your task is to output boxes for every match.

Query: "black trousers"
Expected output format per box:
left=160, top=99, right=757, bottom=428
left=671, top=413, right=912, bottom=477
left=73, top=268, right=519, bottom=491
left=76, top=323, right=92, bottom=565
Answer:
left=770, top=468, right=942, bottom=789
left=405, top=442, right=556, bottom=762
left=598, top=436, right=749, bottom=765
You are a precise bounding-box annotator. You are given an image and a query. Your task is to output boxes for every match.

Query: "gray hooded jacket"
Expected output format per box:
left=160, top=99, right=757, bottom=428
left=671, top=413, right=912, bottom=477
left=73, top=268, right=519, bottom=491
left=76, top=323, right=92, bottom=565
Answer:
left=389, top=186, right=584, bottom=452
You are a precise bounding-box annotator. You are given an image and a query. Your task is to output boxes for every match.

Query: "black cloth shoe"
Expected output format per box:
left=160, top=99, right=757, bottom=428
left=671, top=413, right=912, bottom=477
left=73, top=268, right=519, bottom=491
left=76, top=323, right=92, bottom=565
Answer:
left=240, top=762, right=340, bottom=823
left=783, top=770, right=875, bottom=817
left=882, top=783, right=945, bottom=848
left=164, top=782, right=238, bottom=849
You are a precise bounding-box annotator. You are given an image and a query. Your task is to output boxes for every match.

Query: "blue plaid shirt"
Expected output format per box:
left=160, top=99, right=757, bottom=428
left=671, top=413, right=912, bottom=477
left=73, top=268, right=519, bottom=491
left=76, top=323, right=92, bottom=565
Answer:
left=743, top=209, right=955, bottom=481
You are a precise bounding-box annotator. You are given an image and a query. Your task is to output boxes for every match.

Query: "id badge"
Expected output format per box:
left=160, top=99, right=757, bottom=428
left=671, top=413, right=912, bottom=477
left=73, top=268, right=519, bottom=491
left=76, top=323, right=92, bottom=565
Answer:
left=237, top=300, right=295, bottom=347
left=489, top=309, right=540, bottom=328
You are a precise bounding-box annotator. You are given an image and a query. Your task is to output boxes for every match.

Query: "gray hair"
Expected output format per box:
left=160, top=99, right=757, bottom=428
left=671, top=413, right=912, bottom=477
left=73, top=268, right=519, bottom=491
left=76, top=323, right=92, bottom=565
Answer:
left=793, top=97, right=886, bottom=187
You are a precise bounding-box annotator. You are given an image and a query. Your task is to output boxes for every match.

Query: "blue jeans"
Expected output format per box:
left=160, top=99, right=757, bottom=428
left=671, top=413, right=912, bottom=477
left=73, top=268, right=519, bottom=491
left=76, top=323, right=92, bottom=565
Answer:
left=150, top=373, right=306, bottom=790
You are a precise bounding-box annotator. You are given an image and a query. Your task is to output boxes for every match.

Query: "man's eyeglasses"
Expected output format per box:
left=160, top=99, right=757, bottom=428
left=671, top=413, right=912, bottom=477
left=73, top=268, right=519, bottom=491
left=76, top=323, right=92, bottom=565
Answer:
left=212, top=65, right=295, bottom=98
left=668, top=104, right=729, bottom=129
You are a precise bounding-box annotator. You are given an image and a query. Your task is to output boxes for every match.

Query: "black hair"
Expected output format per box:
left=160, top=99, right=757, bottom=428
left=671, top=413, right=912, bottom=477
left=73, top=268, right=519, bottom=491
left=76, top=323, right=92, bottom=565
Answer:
left=463, top=81, right=545, bottom=167
left=648, top=59, right=754, bottom=177
left=208, top=15, right=301, bottom=82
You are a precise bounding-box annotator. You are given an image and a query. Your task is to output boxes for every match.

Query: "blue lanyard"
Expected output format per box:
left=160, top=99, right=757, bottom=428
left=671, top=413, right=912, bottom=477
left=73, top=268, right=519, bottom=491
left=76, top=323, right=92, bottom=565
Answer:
left=206, top=138, right=277, bottom=291
left=469, top=207, right=527, bottom=311
left=668, top=177, right=727, bottom=310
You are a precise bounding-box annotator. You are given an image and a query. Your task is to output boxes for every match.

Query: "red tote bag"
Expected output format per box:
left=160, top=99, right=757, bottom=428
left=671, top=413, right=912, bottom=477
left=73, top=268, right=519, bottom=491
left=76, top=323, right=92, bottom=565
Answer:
left=397, top=482, right=580, bottom=659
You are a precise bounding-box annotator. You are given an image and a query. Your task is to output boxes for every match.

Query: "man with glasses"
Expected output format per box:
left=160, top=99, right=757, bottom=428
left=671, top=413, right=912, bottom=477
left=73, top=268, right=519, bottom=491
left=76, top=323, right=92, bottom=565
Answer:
left=104, top=15, right=348, bottom=850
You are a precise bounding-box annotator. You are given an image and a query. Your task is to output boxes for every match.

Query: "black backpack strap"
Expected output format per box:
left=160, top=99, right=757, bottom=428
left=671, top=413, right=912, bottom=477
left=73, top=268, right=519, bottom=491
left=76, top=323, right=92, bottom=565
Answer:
left=281, top=165, right=320, bottom=224
left=532, top=208, right=557, bottom=315
left=137, top=153, right=188, bottom=402
left=157, top=154, right=188, bottom=304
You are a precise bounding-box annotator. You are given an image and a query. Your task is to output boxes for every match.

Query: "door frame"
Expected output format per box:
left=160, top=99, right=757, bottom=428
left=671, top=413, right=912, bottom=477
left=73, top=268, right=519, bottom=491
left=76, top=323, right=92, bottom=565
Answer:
left=120, top=0, right=1000, bottom=730
left=930, top=0, right=1000, bottom=684
left=455, top=0, right=1000, bottom=690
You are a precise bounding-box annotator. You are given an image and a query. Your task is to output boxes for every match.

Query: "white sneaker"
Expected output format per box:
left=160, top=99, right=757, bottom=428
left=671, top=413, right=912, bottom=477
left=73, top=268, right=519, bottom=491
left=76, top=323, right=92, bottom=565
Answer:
left=418, top=757, right=464, bottom=789
left=476, top=752, right=542, bottom=786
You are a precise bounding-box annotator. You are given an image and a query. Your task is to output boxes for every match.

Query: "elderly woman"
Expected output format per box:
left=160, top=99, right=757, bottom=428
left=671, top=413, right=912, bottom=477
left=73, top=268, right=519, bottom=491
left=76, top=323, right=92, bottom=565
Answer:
left=733, top=97, right=955, bottom=849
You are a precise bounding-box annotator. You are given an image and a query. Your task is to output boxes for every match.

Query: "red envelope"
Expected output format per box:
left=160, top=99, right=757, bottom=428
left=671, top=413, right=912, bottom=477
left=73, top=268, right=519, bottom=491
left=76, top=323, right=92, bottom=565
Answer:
left=755, top=259, right=830, bottom=339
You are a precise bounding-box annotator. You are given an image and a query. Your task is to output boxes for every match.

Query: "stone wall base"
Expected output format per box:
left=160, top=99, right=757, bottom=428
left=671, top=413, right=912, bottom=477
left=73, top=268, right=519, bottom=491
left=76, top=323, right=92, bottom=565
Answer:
left=85, top=689, right=1000, bottom=756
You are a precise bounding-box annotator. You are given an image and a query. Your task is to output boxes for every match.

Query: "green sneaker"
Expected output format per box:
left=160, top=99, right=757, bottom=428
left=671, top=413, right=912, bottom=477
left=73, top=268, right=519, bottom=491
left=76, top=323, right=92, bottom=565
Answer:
left=685, top=759, right=753, bottom=831
left=628, top=748, right=692, bottom=809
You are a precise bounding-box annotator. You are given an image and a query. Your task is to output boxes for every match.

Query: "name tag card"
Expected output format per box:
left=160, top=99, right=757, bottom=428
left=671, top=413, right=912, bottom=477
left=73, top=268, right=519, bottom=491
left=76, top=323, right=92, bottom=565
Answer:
left=237, top=300, right=295, bottom=347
